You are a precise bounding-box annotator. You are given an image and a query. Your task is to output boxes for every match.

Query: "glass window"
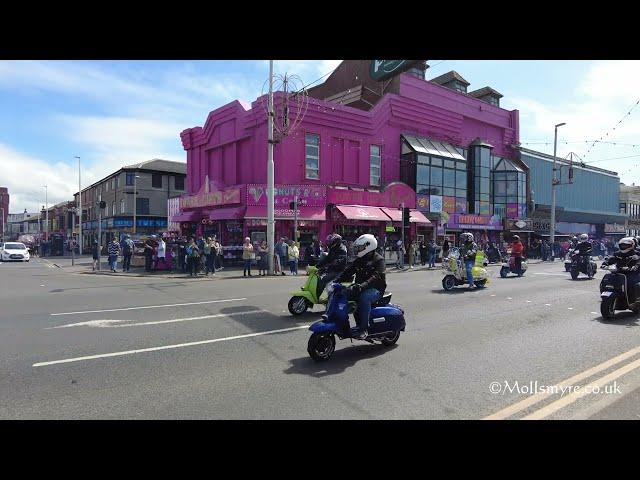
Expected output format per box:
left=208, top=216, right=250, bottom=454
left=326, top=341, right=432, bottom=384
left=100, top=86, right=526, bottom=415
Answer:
left=126, top=173, right=135, bottom=186
left=175, top=176, right=184, bottom=190
left=417, top=185, right=430, bottom=195
left=480, top=148, right=491, bottom=168
left=455, top=161, right=466, bottom=170
left=305, top=133, right=320, bottom=179
left=431, top=157, right=442, bottom=167
left=115, top=176, right=119, bottom=189
left=370, top=145, right=381, bottom=186
left=443, top=187, right=455, bottom=196
left=444, top=160, right=456, bottom=169
left=136, top=198, right=150, bottom=215
left=430, top=167, right=442, bottom=186
left=481, top=177, right=490, bottom=193
left=429, top=186, right=442, bottom=196
left=456, top=170, right=467, bottom=189
left=456, top=189, right=466, bottom=199
left=443, top=168, right=456, bottom=188
left=120, top=199, right=125, bottom=214
left=506, top=181, right=517, bottom=195
left=417, top=154, right=429, bottom=165
left=152, top=174, right=162, bottom=188
left=105, top=182, right=109, bottom=192
left=417, top=165, right=430, bottom=186
left=112, top=202, right=116, bottom=216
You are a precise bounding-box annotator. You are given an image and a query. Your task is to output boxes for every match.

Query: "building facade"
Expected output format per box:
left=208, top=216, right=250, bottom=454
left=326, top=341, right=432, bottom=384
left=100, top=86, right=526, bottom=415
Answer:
left=516, top=147, right=627, bottom=240
left=176, top=62, right=523, bottom=253
left=6, top=210, right=40, bottom=240
left=0, top=187, right=8, bottom=240
left=620, top=184, right=640, bottom=237
left=75, top=159, right=186, bottom=248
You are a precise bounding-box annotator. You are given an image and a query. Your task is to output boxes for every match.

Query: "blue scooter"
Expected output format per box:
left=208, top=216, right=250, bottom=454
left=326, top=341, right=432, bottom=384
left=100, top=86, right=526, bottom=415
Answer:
left=307, top=283, right=406, bottom=361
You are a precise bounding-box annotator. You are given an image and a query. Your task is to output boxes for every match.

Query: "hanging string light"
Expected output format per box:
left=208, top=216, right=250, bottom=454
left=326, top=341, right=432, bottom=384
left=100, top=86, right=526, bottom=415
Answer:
left=583, top=98, right=640, bottom=159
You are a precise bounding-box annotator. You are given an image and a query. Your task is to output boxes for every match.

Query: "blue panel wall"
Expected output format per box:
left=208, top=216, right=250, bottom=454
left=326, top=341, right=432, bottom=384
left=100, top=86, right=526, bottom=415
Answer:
left=522, top=152, right=620, bottom=214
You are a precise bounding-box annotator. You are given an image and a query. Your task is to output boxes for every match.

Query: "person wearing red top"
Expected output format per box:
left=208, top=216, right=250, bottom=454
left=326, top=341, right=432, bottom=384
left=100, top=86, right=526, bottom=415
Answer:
left=511, top=235, right=524, bottom=276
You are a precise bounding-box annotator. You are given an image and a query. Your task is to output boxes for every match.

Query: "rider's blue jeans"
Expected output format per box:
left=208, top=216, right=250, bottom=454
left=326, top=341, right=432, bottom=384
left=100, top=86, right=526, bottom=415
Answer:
left=465, top=260, right=475, bottom=286
left=356, top=288, right=382, bottom=331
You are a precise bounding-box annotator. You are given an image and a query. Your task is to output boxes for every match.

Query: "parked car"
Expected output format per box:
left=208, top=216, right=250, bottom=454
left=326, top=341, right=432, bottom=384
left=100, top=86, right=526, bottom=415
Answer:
left=1, top=242, right=31, bottom=262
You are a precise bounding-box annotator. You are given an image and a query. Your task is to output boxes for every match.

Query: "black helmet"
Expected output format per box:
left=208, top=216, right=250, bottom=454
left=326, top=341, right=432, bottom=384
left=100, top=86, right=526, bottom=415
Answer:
left=326, top=233, right=343, bottom=250
left=512, top=235, right=520, bottom=241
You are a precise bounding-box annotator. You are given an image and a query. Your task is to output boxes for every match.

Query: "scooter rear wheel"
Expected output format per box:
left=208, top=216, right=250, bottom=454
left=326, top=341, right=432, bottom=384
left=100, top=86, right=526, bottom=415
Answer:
left=380, top=330, right=401, bottom=346
left=288, top=296, right=309, bottom=315
left=307, top=332, right=336, bottom=361
left=570, top=269, right=579, bottom=280
left=500, top=267, right=508, bottom=278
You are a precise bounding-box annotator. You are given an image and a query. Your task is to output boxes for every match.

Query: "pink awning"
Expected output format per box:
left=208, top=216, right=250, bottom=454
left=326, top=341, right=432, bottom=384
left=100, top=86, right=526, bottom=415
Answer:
left=335, top=205, right=389, bottom=222
left=171, top=211, right=200, bottom=222
left=205, top=206, right=246, bottom=220
left=380, top=207, right=402, bottom=222
left=245, top=205, right=326, bottom=221
left=409, top=209, right=431, bottom=224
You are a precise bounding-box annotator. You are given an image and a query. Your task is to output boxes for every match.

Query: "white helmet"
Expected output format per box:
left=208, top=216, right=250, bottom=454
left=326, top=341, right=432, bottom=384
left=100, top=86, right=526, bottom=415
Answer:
left=460, top=232, right=474, bottom=243
left=353, top=234, right=377, bottom=258
left=579, top=234, right=588, bottom=241
left=619, top=237, right=635, bottom=254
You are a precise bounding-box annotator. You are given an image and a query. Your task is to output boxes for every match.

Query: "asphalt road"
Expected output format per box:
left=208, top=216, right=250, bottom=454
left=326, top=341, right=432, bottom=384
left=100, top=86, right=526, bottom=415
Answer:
left=2, top=257, right=640, bottom=420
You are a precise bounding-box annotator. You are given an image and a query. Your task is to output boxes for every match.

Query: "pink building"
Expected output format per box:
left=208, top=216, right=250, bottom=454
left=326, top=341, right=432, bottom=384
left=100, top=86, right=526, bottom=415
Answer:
left=176, top=63, right=523, bottom=260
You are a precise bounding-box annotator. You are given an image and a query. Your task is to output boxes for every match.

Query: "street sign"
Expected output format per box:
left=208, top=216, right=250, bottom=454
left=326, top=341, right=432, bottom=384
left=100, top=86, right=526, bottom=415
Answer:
left=369, top=60, right=421, bottom=82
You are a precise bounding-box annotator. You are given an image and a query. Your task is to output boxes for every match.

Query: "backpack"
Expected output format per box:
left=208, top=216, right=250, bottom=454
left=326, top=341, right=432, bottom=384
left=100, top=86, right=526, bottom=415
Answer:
left=123, top=240, right=133, bottom=254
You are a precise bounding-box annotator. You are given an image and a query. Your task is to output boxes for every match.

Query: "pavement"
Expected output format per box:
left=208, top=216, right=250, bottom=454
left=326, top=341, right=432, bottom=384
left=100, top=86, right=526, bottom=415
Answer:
left=2, top=256, right=638, bottom=419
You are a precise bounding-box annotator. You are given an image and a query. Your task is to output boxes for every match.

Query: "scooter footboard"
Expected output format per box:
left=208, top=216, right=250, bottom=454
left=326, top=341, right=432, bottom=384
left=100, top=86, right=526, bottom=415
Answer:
left=369, top=306, right=406, bottom=333
left=309, top=320, right=338, bottom=333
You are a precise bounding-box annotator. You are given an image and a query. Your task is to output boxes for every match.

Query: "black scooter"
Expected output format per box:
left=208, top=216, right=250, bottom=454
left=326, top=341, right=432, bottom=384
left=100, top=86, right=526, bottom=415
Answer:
left=599, top=264, right=640, bottom=319
left=570, top=252, right=597, bottom=280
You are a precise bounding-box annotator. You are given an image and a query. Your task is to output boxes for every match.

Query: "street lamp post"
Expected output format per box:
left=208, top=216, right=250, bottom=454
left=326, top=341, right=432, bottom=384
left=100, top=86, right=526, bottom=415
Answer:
left=549, top=122, right=566, bottom=260
left=43, top=185, right=48, bottom=242
left=75, top=156, right=82, bottom=255
left=133, top=174, right=141, bottom=235
left=267, top=60, right=275, bottom=275
left=0, top=207, right=4, bottom=241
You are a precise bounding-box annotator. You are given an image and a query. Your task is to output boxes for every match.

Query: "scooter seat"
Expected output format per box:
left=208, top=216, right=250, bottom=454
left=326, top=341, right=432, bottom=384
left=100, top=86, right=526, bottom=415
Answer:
left=373, top=293, right=392, bottom=307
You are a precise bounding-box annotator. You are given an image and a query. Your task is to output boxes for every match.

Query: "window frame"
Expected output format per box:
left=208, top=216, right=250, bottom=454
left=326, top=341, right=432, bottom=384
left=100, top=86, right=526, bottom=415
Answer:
left=305, top=133, right=320, bottom=180
left=369, top=144, right=381, bottom=186
left=152, top=173, right=163, bottom=189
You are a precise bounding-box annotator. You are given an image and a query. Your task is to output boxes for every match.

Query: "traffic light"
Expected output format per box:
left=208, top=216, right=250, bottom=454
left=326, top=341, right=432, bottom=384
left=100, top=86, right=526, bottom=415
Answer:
left=98, top=200, right=106, bottom=209
left=289, top=200, right=297, bottom=211
left=403, top=207, right=411, bottom=226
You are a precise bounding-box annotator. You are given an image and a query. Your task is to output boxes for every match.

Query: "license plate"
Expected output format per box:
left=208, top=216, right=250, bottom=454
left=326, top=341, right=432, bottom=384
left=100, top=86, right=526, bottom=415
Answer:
left=601, top=291, right=613, bottom=297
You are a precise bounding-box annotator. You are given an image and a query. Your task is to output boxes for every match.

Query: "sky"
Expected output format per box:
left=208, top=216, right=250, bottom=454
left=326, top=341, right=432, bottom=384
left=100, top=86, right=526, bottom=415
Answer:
left=1, top=59, right=639, bottom=213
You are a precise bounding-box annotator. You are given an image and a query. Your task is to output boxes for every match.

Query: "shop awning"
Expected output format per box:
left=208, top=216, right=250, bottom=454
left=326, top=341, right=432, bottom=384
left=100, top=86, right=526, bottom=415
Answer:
left=401, top=134, right=465, bottom=160
left=245, top=205, right=326, bottom=221
left=335, top=205, right=389, bottom=222
left=409, top=210, right=431, bottom=224
left=204, top=206, right=246, bottom=220
left=380, top=207, right=402, bottom=222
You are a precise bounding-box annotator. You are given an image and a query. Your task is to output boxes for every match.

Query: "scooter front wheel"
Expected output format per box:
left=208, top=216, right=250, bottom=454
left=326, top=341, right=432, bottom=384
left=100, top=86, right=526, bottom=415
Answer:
left=288, top=296, right=309, bottom=315
left=600, top=296, right=617, bottom=320
left=500, top=267, right=508, bottom=278
left=442, top=276, right=456, bottom=291
left=307, top=332, right=336, bottom=361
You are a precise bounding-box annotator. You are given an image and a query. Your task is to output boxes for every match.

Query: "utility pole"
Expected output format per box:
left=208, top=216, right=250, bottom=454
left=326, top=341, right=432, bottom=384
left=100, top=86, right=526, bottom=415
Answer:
left=549, top=122, right=566, bottom=260
left=43, top=185, right=48, bottom=243
left=76, top=156, right=82, bottom=255
left=401, top=202, right=405, bottom=269
left=97, top=193, right=102, bottom=271
left=293, top=194, right=298, bottom=245
left=133, top=174, right=141, bottom=235
left=267, top=59, right=275, bottom=275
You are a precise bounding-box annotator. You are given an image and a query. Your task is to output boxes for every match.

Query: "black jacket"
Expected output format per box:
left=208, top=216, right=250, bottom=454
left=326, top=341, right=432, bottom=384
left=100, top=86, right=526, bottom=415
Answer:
left=460, top=241, right=477, bottom=261
left=317, top=244, right=348, bottom=272
left=603, top=250, right=639, bottom=268
left=575, top=241, right=593, bottom=255
left=337, top=251, right=386, bottom=293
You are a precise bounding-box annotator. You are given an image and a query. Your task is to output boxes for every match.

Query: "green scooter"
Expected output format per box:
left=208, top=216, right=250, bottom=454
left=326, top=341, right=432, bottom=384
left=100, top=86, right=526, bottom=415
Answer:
left=288, top=264, right=355, bottom=315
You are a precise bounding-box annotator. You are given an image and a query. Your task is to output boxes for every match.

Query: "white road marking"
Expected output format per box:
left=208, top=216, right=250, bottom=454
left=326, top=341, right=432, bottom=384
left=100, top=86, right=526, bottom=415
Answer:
left=490, top=294, right=496, bottom=297
left=48, top=310, right=267, bottom=329
left=533, top=272, right=568, bottom=276
left=484, top=344, right=640, bottom=420
left=591, top=312, right=598, bottom=314
left=33, top=325, right=311, bottom=367
left=526, top=300, right=532, bottom=303
left=568, top=307, right=574, bottom=310
left=523, top=356, right=640, bottom=420
left=40, top=285, right=45, bottom=287
left=507, top=297, right=513, bottom=300
left=50, top=298, right=247, bottom=316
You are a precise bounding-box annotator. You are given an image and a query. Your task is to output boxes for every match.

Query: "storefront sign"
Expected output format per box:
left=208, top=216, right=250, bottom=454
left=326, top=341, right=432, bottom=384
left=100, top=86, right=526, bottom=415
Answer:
left=328, top=182, right=415, bottom=209
left=605, top=223, right=627, bottom=233
left=181, top=186, right=241, bottom=209
left=417, top=194, right=429, bottom=212
left=455, top=197, right=467, bottom=214
left=443, top=196, right=455, bottom=213
left=247, top=184, right=326, bottom=207
left=532, top=219, right=551, bottom=232
left=430, top=195, right=443, bottom=213
left=448, top=214, right=503, bottom=231
left=226, top=221, right=242, bottom=233
left=505, top=218, right=533, bottom=231
left=369, top=60, right=420, bottom=82
left=628, top=219, right=640, bottom=228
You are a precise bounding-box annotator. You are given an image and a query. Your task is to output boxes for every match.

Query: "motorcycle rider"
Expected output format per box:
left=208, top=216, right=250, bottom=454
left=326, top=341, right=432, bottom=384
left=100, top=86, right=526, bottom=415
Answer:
left=511, top=235, right=524, bottom=276
left=315, top=233, right=348, bottom=298
left=459, top=232, right=478, bottom=289
left=601, top=237, right=640, bottom=286
left=335, top=234, right=386, bottom=339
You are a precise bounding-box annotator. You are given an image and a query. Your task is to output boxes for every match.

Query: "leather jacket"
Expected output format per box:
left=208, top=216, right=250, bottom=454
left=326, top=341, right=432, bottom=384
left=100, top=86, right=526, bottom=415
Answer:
left=337, top=251, right=386, bottom=293
left=317, top=243, right=348, bottom=272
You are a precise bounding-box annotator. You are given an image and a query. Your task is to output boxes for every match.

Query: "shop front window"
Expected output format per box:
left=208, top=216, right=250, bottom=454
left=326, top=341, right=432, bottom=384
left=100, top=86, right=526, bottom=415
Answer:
left=415, top=153, right=467, bottom=211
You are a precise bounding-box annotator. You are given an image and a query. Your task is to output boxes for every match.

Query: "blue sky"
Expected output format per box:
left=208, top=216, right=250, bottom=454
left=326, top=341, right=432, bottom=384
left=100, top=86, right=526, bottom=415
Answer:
left=1, top=60, right=639, bottom=212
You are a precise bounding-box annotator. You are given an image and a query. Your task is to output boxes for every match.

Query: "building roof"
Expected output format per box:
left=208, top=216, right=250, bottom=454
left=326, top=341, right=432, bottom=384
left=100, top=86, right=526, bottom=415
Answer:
left=429, top=70, right=470, bottom=87
left=518, top=147, right=619, bottom=177
left=123, top=159, right=187, bottom=175
left=468, top=86, right=503, bottom=99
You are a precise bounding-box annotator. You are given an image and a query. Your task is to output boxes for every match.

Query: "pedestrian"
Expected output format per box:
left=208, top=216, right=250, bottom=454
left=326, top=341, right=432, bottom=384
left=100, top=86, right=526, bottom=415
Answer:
left=242, top=237, right=254, bottom=277
left=396, top=239, right=405, bottom=269
left=213, top=236, right=223, bottom=270
left=442, top=238, right=450, bottom=260
left=143, top=238, right=154, bottom=272
left=408, top=240, right=416, bottom=269
left=275, top=237, right=288, bottom=276
left=108, top=237, right=120, bottom=273
left=204, top=237, right=216, bottom=276
left=258, top=241, right=269, bottom=275
left=419, top=240, right=427, bottom=266
left=120, top=234, right=134, bottom=272
left=288, top=240, right=299, bottom=275
left=428, top=239, right=437, bottom=268
left=91, top=239, right=100, bottom=271
left=186, top=238, right=200, bottom=277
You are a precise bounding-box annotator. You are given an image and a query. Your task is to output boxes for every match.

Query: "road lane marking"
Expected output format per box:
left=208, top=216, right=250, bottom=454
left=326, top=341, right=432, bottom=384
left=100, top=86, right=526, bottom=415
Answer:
left=483, top=345, right=640, bottom=420
left=50, top=298, right=248, bottom=316
left=48, top=310, right=267, bottom=329
left=522, top=356, right=640, bottom=420
left=533, top=273, right=568, bottom=276
left=33, top=325, right=311, bottom=367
